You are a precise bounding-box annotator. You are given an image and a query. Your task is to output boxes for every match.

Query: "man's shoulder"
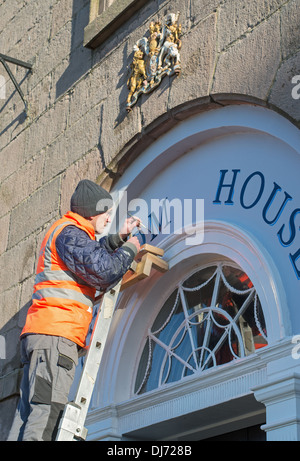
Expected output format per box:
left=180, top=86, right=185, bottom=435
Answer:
left=56, top=225, right=92, bottom=246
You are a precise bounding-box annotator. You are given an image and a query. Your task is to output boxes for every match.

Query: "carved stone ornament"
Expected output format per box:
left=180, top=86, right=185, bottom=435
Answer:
left=126, top=12, right=182, bottom=111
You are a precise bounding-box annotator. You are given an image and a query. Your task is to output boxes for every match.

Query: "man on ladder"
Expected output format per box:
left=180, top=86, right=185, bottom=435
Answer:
left=56, top=239, right=168, bottom=442
left=8, top=179, right=141, bottom=441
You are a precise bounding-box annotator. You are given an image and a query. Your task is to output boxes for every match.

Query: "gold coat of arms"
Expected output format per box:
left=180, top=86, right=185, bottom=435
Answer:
left=126, top=12, right=182, bottom=111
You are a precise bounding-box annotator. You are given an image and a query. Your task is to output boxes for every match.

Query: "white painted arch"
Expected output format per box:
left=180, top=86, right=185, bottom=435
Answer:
left=87, top=105, right=300, bottom=439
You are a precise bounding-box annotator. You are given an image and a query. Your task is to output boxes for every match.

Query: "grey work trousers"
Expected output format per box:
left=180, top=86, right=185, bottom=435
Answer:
left=7, top=334, right=79, bottom=441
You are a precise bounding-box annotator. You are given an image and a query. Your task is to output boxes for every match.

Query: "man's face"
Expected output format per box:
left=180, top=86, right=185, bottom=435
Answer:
left=90, top=209, right=112, bottom=234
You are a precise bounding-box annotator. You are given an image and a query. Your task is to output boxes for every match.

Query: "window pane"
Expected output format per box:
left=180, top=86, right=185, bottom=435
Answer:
left=135, top=262, right=268, bottom=395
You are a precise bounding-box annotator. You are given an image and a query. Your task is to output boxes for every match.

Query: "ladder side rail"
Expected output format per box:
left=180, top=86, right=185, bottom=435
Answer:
left=56, top=282, right=121, bottom=441
left=72, top=283, right=121, bottom=426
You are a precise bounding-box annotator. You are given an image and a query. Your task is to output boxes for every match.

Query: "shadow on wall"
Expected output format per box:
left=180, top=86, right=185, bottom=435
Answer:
left=0, top=69, right=29, bottom=143
left=56, top=0, right=92, bottom=99
left=0, top=299, right=32, bottom=441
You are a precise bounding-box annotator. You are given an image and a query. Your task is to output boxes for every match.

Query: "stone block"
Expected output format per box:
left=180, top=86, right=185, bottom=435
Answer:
left=16, top=236, right=36, bottom=284
left=51, top=0, right=74, bottom=39
left=191, top=0, right=222, bottom=25
left=0, top=132, right=25, bottom=183
left=140, top=75, right=171, bottom=131
left=27, top=74, right=54, bottom=119
left=18, top=275, right=36, bottom=329
left=217, top=0, right=285, bottom=52
left=43, top=101, right=102, bottom=184
left=0, top=0, right=24, bottom=35
left=0, top=235, right=36, bottom=294
left=212, top=12, right=281, bottom=101
left=60, top=147, right=104, bottom=215
left=0, top=214, right=10, bottom=257
left=269, top=53, right=300, bottom=122
left=25, top=119, right=46, bottom=160
left=68, top=65, right=108, bottom=128
left=43, top=136, right=68, bottom=183
left=30, top=20, right=73, bottom=89
left=280, top=0, right=300, bottom=60
left=168, top=13, right=217, bottom=110
left=2, top=0, right=52, bottom=64
left=8, top=178, right=60, bottom=249
left=25, top=95, right=69, bottom=161
left=100, top=90, right=142, bottom=167
left=0, top=153, right=44, bottom=217
left=66, top=102, right=103, bottom=165
left=0, top=285, right=21, bottom=329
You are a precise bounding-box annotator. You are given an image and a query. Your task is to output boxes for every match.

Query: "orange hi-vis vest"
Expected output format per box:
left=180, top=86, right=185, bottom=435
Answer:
left=21, top=211, right=97, bottom=347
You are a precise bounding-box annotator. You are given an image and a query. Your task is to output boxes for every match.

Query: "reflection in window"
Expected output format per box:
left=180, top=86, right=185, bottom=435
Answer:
left=135, top=262, right=268, bottom=395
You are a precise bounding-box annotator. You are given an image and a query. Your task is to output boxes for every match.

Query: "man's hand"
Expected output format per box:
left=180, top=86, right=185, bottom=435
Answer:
left=120, top=216, right=141, bottom=239
left=127, top=236, right=141, bottom=253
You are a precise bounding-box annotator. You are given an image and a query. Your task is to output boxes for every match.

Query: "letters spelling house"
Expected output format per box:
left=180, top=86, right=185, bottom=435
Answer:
left=0, top=0, right=300, bottom=441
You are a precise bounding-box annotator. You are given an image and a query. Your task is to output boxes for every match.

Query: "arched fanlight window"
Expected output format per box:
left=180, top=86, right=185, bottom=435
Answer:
left=135, top=261, right=268, bottom=395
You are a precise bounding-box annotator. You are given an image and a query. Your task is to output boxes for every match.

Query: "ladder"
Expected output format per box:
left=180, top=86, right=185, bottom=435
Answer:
left=55, top=244, right=168, bottom=441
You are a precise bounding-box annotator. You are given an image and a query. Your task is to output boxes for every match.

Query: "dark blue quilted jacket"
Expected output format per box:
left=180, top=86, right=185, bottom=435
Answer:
left=55, top=225, right=137, bottom=292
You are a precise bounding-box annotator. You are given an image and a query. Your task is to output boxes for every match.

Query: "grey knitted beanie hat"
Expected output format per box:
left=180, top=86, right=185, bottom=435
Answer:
left=70, top=179, right=113, bottom=218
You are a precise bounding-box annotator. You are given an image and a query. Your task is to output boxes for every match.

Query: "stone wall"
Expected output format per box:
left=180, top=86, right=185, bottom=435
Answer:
left=0, top=0, right=299, bottom=440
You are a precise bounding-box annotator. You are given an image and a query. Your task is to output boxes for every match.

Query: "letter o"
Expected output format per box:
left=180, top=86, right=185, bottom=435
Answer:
left=240, top=171, right=265, bottom=209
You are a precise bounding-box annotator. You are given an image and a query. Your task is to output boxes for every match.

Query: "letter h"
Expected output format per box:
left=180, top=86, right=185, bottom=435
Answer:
left=213, top=169, right=241, bottom=205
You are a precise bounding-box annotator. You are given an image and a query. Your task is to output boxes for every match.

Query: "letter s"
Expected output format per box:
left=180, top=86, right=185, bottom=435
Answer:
left=277, top=208, right=300, bottom=247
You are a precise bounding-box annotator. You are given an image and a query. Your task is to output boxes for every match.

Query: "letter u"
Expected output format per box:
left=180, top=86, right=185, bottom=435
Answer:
left=262, top=182, right=292, bottom=225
